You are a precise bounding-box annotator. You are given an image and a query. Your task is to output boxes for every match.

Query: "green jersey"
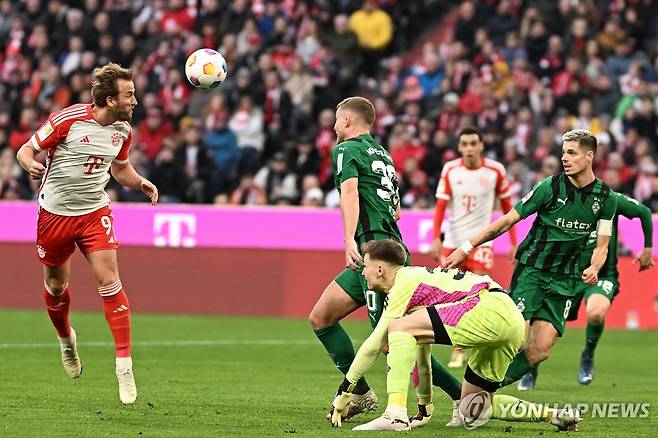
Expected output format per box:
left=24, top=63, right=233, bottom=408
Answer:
left=332, top=133, right=402, bottom=246
left=513, top=173, right=617, bottom=276
left=578, top=192, right=654, bottom=277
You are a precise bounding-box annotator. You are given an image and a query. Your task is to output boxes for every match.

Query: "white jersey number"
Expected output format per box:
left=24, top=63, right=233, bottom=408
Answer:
left=371, top=160, right=398, bottom=204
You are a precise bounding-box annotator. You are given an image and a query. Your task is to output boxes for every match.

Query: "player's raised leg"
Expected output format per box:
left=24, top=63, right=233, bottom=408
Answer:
left=44, top=261, right=82, bottom=379
left=86, top=249, right=135, bottom=404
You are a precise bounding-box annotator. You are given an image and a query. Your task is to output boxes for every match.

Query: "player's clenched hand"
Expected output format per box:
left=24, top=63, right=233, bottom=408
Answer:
left=581, top=266, right=598, bottom=285
left=429, top=238, right=443, bottom=263
left=445, top=248, right=466, bottom=269
left=140, top=179, right=159, bottom=205
left=633, top=248, right=655, bottom=272
left=29, top=161, right=46, bottom=180
left=344, top=238, right=363, bottom=271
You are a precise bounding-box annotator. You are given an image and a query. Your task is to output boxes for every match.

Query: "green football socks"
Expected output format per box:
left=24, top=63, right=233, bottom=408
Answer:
left=500, top=351, right=533, bottom=387
left=584, top=321, right=604, bottom=355
left=430, top=355, right=462, bottom=400
left=314, top=323, right=370, bottom=394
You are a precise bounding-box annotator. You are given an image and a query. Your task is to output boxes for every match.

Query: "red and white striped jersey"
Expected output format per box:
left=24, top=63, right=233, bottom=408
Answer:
left=30, top=104, right=132, bottom=216
left=435, top=158, right=511, bottom=248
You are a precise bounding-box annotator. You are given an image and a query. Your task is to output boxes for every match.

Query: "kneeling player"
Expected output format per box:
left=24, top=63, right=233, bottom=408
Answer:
left=329, top=240, right=581, bottom=431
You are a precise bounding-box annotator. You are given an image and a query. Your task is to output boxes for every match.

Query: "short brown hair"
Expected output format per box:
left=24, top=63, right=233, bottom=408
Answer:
left=336, top=96, right=376, bottom=126
left=562, top=129, right=598, bottom=153
left=361, top=239, right=406, bottom=266
left=91, top=63, right=133, bottom=107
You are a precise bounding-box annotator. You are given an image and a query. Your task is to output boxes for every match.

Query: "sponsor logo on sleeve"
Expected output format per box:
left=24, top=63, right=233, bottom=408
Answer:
left=36, top=122, right=54, bottom=142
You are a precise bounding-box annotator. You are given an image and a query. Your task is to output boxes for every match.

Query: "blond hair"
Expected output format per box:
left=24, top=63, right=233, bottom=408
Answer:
left=91, top=63, right=133, bottom=107
left=562, top=129, right=598, bottom=153
left=336, top=96, right=376, bottom=126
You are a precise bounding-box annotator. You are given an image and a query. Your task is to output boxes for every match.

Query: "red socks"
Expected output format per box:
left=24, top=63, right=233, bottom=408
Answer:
left=44, top=287, right=72, bottom=338
left=100, top=283, right=132, bottom=358
left=44, top=281, right=131, bottom=358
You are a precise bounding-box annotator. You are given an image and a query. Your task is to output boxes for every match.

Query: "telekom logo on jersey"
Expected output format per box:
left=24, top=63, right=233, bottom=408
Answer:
left=84, top=155, right=105, bottom=175
left=153, top=213, right=197, bottom=247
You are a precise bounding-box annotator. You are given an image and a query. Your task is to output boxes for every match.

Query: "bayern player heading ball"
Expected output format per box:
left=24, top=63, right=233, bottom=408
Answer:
left=185, top=48, right=228, bottom=89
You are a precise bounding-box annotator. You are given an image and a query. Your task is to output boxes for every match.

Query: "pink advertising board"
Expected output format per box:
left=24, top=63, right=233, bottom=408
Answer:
left=0, top=201, right=655, bottom=254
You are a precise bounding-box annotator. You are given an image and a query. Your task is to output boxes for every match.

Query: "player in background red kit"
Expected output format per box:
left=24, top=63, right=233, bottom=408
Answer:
left=16, top=63, right=158, bottom=405
left=429, top=127, right=517, bottom=368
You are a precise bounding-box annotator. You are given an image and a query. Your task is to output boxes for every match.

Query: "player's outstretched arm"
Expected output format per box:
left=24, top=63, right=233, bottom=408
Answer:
left=429, top=198, right=448, bottom=262
left=16, top=142, right=46, bottom=180
left=330, top=317, right=391, bottom=427
left=619, top=195, right=655, bottom=271
left=110, top=162, right=159, bottom=205
left=445, top=207, right=521, bottom=269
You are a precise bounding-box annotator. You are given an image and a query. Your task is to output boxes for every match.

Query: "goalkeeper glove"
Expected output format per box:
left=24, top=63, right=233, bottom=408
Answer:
left=330, top=378, right=356, bottom=427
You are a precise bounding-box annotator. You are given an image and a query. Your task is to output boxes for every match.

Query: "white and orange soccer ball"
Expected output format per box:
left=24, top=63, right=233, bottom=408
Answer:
left=185, top=48, right=228, bottom=89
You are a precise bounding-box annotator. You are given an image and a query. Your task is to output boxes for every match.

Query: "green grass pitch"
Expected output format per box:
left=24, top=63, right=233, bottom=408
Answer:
left=1, top=309, right=657, bottom=437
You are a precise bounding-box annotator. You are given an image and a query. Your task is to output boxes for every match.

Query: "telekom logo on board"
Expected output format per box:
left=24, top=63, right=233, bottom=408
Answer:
left=153, top=213, right=197, bottom=247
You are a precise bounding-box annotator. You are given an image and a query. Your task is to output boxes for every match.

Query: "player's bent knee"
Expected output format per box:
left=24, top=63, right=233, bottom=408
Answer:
left=308, top=307, right=336, bottom=330
left=587, top=312, right=606, bottom=325
left=45, top=280, right=67, bottom=295
left=526, top=344, right=551, bottom=365
left=586, top=304, right=609, bottom=324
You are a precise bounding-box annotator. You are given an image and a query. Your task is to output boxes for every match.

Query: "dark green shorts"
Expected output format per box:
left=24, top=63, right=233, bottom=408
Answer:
left=335, top=236, right=410, bottom=328
left=567, top=274, right=620, bottom=321
left=509, top=264, right=579, bottom=337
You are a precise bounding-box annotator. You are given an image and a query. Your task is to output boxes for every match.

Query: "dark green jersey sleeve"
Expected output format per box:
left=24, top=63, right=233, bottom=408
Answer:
left=617, top=193, right=654, bottom=248
left=599, top=188, right=618, bottom=222
left=332, top=143, right=359, bottom=184
left=514, top=176, right=554, bottom=219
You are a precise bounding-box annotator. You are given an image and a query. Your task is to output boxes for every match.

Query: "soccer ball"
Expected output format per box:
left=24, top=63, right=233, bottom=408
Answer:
left=185, top=48, right=228, bottom=89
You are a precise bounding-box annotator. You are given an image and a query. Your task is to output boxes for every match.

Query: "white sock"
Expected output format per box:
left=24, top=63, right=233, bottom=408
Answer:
left=58, top=331, right=74, bottom=345
left=116, top=357, right=132, bottom=370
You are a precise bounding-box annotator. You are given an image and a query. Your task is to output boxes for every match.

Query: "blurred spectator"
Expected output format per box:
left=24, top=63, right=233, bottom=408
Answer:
left=288, top=137, right=321, bottom=184
left=175, top=125, right=216, bottom=203
left=349, top=0, right=393, bottom=78
left=328, top=14, right=361, bottom=93
left=229, top=95, right=265, bottom=175
left=149, top=146, right=185, bottom=203
left=203, top=104, right=238, bottom=193
left=137, top=107, right=175, bottom=161
left=284, top=57, right=314, bottom=133
left=230, top=173, right=267, bottom=205
left=254, top=151, right=298, bottom=204
left=9, top=108, right=37, bottom=151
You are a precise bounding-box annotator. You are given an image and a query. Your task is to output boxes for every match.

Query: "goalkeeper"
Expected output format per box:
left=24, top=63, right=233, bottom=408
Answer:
left=330, top=239, right=581, bottom=431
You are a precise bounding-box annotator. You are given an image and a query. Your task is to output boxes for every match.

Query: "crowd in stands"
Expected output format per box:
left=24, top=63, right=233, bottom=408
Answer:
left=1, top=0, right=658, bottom=213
